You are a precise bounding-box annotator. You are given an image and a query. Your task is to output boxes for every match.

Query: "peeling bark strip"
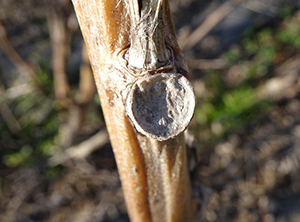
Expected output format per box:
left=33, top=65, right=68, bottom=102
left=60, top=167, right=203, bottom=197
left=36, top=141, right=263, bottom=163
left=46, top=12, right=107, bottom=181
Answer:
left=125, top=0, right=170, bottom=70
left=72, top=0, right=198, bottom=221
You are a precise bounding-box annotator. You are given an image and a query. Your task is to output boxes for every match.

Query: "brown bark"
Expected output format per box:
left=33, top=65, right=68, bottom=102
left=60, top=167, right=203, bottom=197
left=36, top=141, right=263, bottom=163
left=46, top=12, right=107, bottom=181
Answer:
left=72, top=0, right=198, bottom=221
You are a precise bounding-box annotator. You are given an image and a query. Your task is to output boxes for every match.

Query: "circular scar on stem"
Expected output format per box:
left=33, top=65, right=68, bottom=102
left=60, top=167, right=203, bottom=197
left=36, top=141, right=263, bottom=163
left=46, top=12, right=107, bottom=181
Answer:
left=125, top=73, right=195, bottom=141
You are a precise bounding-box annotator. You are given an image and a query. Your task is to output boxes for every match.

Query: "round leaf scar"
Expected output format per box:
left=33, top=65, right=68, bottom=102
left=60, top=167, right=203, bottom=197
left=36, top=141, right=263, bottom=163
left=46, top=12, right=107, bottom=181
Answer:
left=125, top=73, right=195, bottom=141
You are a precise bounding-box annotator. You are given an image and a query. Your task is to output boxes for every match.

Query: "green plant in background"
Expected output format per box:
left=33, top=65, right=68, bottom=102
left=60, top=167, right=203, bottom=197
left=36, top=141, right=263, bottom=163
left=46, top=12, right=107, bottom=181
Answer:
left=224, top=46, right=241, bottom=63
left=1, top=64, right=57, bottom=168
left=3, top=145, right=33, bottom=168
left=192, top=10, right=300, bottom=148
left=277, top=16, right=300, bottom=47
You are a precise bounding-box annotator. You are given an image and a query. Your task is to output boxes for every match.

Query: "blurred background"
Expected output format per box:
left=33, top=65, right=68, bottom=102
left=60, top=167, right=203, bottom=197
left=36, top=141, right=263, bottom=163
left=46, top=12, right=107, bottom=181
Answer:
left=1, top=0, right=300, bottom=221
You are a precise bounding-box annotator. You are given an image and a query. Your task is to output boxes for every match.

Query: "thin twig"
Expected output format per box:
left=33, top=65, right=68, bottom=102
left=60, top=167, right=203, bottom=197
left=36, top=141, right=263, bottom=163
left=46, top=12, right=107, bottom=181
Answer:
left=180, top=0, right=236, bottom=51
left=48, top=130, right=109, bottom=166
left=0, top=103, right=22, bottom=134
left=0, top=84, right=22, bottom=134
left=46, top=0, right=72, bottom=100
left=4, top=83, right=35, bottom=100
left=188, top=59, right=228, bottom=70
left=0, top=21, right=37, bottom=82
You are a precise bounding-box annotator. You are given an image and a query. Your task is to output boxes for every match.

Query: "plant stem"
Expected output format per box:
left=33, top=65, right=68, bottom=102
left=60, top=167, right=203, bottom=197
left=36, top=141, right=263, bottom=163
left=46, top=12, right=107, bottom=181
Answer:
left=71, top=0, right=199, bottom=221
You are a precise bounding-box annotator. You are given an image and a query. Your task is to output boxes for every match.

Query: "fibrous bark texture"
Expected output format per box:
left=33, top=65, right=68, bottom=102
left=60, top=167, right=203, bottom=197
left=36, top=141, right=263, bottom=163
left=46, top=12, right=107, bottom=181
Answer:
left=71, top=0, right=198, bottom=221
